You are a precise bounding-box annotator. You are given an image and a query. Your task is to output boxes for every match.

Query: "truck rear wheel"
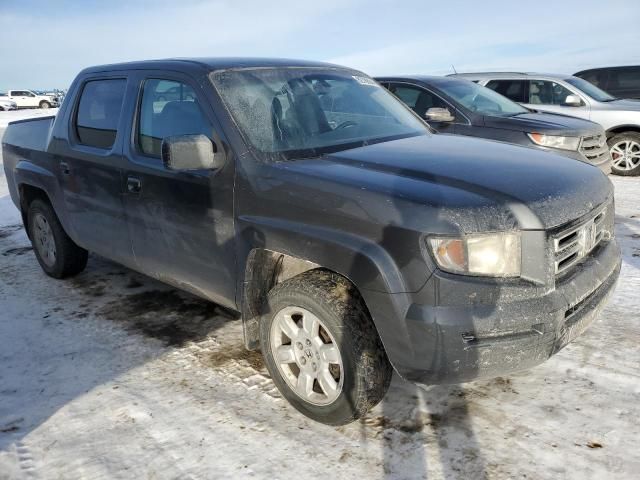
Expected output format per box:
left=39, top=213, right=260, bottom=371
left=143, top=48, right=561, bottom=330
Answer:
left=39, top=101, right=51, bottom=109
left=259, top=269, right=392, bottom=425
left=609, top=132, right=640, bottom=176
left=28, top=199, right=88, bottom=278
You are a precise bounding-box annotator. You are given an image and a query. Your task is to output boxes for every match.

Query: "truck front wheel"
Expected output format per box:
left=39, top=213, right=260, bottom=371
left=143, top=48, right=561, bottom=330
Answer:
left=28, top=199, right=88, bottom=278
left=39, top=100, right=51, bottom=109
left=259, top=269, right=392, bottom=425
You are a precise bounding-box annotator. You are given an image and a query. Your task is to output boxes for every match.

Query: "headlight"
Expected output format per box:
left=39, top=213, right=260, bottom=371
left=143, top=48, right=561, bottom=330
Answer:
left=527, top=133, right=580, bottom=151
left=428, top=232, right=521, bottom=277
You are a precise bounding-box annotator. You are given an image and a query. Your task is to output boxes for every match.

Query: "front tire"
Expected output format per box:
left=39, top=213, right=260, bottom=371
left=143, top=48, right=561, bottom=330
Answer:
left=259, top=269, right=392, bottom=425
left=39, top=101, right=51, bottom=109
left=28, top=199, right=88, bottom=278
left=609, top=132, right=640, bottom=176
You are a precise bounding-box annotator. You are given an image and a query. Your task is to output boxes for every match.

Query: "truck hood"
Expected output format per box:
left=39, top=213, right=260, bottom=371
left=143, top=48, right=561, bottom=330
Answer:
left=483, top=112, right=601, bottom=136
left=281, top=134, right=612, bottom=232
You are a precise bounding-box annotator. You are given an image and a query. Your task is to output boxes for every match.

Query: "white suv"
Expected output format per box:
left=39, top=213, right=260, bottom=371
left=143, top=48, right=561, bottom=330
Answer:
left=452, top=72, right=640, bottom=176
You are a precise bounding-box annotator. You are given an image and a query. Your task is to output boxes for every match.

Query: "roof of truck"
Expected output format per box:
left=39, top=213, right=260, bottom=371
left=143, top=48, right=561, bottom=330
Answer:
left=80, top=57, right=350, bottom=75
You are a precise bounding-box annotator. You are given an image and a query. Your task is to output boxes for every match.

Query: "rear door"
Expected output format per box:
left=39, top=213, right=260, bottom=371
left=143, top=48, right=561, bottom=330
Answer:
left=121, top=71, right=237, bottom=308
left=54, top=75, right=133, bottom=266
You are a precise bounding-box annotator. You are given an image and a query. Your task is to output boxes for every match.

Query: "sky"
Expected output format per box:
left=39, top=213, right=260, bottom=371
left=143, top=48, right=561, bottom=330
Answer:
left=0, top=0, right=639, bottom=90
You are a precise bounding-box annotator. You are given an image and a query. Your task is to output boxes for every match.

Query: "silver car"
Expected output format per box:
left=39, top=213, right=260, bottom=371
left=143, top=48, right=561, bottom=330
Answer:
left=452, top=72, right=640, bottom=175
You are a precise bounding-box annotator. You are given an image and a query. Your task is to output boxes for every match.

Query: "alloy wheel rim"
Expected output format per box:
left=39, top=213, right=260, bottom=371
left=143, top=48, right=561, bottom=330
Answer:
left=611, top=140, right=640, bottom=171
left=33, top=213, right=56, bottom=267
left=270, top=306, right=344, bottom=406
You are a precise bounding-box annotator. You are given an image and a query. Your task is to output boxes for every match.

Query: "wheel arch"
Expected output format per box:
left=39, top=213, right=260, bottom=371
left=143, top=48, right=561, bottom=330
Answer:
left=606, top=125, right=640, bottom=138
left=19, top=183, right=53, bottom=238
left=236, top=220, right=416, bottom=378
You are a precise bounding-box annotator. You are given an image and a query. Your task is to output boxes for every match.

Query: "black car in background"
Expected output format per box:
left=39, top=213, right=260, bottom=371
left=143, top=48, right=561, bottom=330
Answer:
left=575, top=66, right=640, bottom=100
left=377, top=75, right=611, bottom=170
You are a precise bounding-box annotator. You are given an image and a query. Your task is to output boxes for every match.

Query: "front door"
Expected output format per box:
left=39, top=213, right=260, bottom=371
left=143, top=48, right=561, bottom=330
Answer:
left=386, top=83, right=457, bottom=134
left=122, top=73, right=237, bottom=308
left=521, top=80, right=591, bottom=120
left=55, top=76, right=133, bottom=266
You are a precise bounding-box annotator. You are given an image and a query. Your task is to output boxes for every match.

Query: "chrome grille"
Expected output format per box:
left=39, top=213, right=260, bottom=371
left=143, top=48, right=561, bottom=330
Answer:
left=579, top=134, right=609, bottom=165
left=553, top=206, right=610, bottom=276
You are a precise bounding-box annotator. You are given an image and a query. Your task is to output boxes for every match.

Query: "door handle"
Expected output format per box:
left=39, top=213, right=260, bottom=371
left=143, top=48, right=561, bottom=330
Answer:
left=127, top=176, right=142, bottom=194
left=60, top=162, right=71, bottom=175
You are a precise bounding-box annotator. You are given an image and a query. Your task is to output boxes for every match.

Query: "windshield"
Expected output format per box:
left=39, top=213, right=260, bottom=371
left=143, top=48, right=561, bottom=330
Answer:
left=210, top=68, right=428, bottom=160
left=437, top=79, right=528, bottom=116
left=565, top=77, right=615, bottom=102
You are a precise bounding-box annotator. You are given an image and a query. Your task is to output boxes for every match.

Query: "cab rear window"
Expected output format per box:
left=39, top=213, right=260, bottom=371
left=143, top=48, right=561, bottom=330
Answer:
left=75, top=79, right=126, bottom=149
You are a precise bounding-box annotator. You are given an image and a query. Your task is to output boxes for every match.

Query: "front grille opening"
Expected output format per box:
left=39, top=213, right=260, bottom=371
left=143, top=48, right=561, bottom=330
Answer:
left=594, top=212, right=605, bottom=224
left=579, top=134, right=608, bottom=163
left=558, top=252, right=579, bottom=271
left=552, top=203, right=611, bottom=277
left=557, top=231, right=578, bottom=249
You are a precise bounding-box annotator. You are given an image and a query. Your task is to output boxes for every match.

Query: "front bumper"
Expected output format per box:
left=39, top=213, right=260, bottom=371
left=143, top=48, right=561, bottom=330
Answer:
left=387, top=238, right=621, bottom=385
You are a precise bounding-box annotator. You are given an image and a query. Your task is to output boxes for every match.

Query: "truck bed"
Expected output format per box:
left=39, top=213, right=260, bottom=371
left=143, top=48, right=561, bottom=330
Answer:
left=2, top=115, right=56, bottom=152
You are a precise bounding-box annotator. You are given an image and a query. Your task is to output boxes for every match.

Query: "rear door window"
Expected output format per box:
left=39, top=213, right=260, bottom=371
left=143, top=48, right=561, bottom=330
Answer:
left=137, top=79, right=212, bottom=157
left=75, top=79, right=127, bottom=149
left=485, top=80, right=527, bottom=103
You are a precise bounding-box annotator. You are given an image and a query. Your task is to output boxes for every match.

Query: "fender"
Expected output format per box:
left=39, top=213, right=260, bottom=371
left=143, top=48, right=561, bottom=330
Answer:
left=11, top=154, right=76, bottom=242
left=235, top=215, right=423, bottom=374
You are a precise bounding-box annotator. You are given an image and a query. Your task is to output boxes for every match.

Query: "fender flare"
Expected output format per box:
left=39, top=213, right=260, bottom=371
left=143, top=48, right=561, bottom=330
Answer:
left=236, top=216, right=417, bottom=372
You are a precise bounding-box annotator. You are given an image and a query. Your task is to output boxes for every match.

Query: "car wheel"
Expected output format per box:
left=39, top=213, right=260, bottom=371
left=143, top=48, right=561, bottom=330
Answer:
left=259, top=269, right=392, bottom=425
left=28, top=199, right=88, bottom=278
left=39, top=101, right=51, bottom=109
left=609, top=132, right=640, bottom=176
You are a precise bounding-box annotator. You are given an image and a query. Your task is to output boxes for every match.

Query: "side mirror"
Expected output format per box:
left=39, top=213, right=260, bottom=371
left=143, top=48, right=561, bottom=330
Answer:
left=161, top=134, right=224, bottom=171
left=563, top=95, right=582, bottom=107
left=424, top=107, right=455, bottom=122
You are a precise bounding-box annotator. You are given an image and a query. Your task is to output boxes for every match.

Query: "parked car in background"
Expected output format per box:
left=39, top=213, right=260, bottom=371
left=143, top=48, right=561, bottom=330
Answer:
left=575, top=66, right=640, bottom=100
left=0, top=98, right=18, bottom=111
left=2, top=58, right=621, bottom=425
left=377, top=75, right=610, bottom=171
left=453, top=72, right=640, bottom=176
left=1, top=89, right=60, bottom=109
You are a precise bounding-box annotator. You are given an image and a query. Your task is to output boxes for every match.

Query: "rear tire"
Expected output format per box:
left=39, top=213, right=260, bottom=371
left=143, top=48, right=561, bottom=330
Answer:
left=609, top=132, right=640, bottom=176
left=39, top=101, right=51, bottom=109
left=259, top=269, right=392, bottom=425
left=28, top=199, right=88, bottom=278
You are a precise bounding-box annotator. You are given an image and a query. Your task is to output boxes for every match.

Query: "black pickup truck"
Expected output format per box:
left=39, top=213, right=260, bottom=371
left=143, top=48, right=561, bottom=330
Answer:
left=2, top=58, right=621, bottom=425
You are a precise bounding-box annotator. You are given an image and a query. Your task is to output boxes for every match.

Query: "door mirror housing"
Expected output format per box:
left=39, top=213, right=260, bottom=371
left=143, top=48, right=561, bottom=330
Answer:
left=563, top=94, right=582, bottom=107
left=424, top=107, right=455, bottom=122
left=161, top=134, right=224, bottom=171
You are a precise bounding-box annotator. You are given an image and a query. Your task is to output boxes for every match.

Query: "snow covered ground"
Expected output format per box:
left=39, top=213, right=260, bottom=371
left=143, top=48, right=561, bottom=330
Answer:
left=0, top=115, right=639, bottom=479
